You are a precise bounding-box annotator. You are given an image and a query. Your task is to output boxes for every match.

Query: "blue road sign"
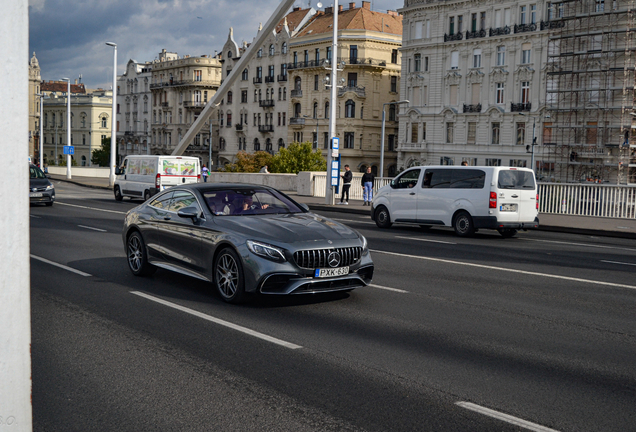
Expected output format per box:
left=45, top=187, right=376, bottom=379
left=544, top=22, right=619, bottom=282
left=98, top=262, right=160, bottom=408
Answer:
left=63, top=146, right=74, bottom=155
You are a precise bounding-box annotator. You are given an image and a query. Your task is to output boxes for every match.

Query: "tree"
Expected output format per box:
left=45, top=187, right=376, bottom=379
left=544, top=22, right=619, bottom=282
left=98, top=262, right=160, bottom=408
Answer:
left=269, top=141, right=326, bottom=174
left=91, top=136, right=115, bottom=167
left=222, top=151, right=273, bottom=172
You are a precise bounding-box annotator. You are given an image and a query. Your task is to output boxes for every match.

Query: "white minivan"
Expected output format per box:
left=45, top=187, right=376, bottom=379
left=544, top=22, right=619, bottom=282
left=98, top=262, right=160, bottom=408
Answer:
left=114, top=155, right=200, bottom=201
left=371, top=166, right=539, bottom=237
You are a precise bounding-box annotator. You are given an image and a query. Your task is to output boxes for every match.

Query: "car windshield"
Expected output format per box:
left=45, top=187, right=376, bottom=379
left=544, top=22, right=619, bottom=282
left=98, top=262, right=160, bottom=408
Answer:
left=497, top=170, right=535, bottom=189
left=203, top=188, right=303, bottom=216
left=30, top=165, right=46, bottom=179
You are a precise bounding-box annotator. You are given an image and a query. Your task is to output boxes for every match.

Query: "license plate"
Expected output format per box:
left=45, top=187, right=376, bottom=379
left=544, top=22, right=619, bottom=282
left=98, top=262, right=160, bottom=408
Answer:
left=500, top=204, right=517, bottom=212
left=30, top=192, right=43, bottom=197
left=315, top=267, right=349, bottom=278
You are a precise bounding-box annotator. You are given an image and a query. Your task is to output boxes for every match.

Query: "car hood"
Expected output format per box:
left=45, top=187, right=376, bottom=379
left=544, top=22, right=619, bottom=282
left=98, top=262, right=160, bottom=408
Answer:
left=212, top=212, right=359, bottom=245
left=30, top=178, right=51, bottom=188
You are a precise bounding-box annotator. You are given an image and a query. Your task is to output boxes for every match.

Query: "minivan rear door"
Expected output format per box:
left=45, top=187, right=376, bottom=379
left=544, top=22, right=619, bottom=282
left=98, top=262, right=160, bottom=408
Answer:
left=495, top=169, right=537, bottom=223
left=160, top=158, right=199, bottom=189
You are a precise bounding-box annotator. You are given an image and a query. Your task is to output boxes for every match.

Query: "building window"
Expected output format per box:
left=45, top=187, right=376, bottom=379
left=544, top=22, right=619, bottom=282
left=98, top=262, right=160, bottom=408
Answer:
left=348, top=72, right=358, bottom=87
left=388, top=104, right=396, bottom=121
left=101, top=116, right=107, bottom=128
left=473, top=49, right=482, bottom=68
left=520, top=5, right=527, bottom=24
left=451, top=51, right=459, bottom=69
left=344, top=132, right=355, bottom=148
left=467, top=122, right=477, bottom=144
left=531, top=4, right=537, bottom=23
left=325, top=101, right=330, bottom=119
left=194, top=70, right=202, bottom=81
left=491, top=122, right=501, bottom=144
left=269, top=44, right=275, bottom=56
left=446, top=122, right=454, bottom=143
left=596, top=0, right=604, bottom=11
left=516, top=122, right=526, bottom=145
left=496, top=46, right=506, bottom=66
left=315, top=48, right=320, bottom=62
left=257, top=48, right=263, bottom=58
left=496, top=83, right=505, bottom=104
left=314, top=74, right=319, bottom=90
left=414, top=54, right=421, bottom=72
left=449, top=16, right=455, bottom=35
left=521, top=81, right=530, bottom=104
left=227, top=91, right=232, bottom=104
left=313, top=102, right=318, bottom=118
left=241, top=90, right=247, bottom=103
left=391, top=49, right=398, bottom=64
left=411, top=123, right=418, bottom=142
left=485, top=158, right=502, bottom=166
left=326, top=46, right=331, bottom=61
left=391, top=76, right=398, bottom=93
left=450, top=85, right=458, bottom=106
left=345, top=100, right=355, bottom=118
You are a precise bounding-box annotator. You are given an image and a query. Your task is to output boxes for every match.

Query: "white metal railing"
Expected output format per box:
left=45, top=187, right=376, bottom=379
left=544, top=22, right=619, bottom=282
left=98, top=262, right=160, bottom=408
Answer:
left=312, top=176, right=636, bottom=219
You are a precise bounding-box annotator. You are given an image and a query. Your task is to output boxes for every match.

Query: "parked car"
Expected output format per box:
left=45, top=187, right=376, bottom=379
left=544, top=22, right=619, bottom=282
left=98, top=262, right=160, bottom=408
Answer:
left=29, top=164, right=55, bottom=206
left=122, top=183, right=374, bottom=303
left=371, top=166, right=539, bottom=237
left=114, top=155, right=201, bottom=201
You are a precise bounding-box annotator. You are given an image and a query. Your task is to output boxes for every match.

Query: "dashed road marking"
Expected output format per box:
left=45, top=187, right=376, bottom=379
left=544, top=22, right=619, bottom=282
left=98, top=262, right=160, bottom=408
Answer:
left=456, top=402, right=560, bottom=432
left=30, top=255, right=92, bottom=277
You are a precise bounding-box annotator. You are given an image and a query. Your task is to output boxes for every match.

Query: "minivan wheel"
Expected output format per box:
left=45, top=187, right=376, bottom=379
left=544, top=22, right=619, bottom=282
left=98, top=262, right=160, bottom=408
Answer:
left=453, top=211, right=474, bottom=237
left=375, top=206, right=392, bottom=229
left=498, top=228, right=518, bottom=238
left=114, top=186, right=123, bottom=201
left=214, top=248, right=247, bottom=304
left=143, top=190, right=151, bottom=201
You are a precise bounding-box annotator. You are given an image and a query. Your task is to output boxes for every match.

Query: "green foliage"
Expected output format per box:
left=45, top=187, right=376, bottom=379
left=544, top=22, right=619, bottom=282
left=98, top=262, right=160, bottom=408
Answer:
left=91, top=136, right=114, bottom=167
left=269, top=142, right=326, bottom=174
left=222, top=151, right=274, bottom=173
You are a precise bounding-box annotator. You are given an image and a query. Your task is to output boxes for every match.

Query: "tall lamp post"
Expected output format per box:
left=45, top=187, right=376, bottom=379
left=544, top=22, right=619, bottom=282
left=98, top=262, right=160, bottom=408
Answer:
left=106, top=42, right=118, bottom=186
left=61, top=78, right=72, bottom=179
left=380, top=100, right=409, bottom=178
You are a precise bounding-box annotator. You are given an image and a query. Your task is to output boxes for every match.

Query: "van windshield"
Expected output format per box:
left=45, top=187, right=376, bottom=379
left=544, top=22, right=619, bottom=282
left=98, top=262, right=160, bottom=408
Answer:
left=497, top=170, right=535, bottom=189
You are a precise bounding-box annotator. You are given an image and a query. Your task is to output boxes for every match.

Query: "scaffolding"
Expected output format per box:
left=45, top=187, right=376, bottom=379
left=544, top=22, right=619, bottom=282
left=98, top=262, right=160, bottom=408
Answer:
left=544, top=0, right=636, bottom=184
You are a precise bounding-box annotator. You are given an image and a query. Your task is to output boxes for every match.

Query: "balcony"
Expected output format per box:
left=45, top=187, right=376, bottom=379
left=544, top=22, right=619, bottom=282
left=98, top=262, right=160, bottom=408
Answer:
left=183, top=101, right=206, bottom=110
left=514, top=23, right=537, bottom=33
left=258, top=124, right=274, bottom=133
left=466, top=29, right=487, bottom=40
left=259, top=99, right=275, bottom=108
left=277, top=74, right=288, bottom=82
left=444, top=33, right=463, bottom=42
left=336, top=57, right=387, bottom=67
left=511, top=102, right=531, bottom=112
left=489, top=26, right=511, bottom=36
left=291, top=89, right=303, bottom=98
left=286, top=59, right=327, bottom=70
left=289, top=117, right=305, bottom=126
left=338, top=86, right=366, bottom=98
left=235, top=124, right=244, bottom=131
left=161, top=102, right=170, bottom=108
left=463, top=103, right=482, bottom=113
left=265, top=76, right=275, bottom=84
left=540, top=20, right=566, bottom=30
left=253, top=77, right=263, bottom=84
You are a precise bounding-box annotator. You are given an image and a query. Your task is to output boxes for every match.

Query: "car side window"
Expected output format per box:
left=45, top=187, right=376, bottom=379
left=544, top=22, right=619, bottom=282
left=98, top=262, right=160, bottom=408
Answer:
left=149, top=191, right=174, bottom=210
left=422, top=169, right=451, bottom=188
left=394, top=169, right=421, bottom=189
left=169, top=191, right=201, bottom=213
left=121, top=159, right=128, bottom=175
left=450, top=169, right=485, bottom=189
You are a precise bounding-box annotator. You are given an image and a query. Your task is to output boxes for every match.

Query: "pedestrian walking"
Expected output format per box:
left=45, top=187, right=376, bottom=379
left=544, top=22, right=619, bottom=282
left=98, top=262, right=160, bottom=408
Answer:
left=338, top=164, right=352, bottom=205
left=361, top=166, right=375, bottom=206
left=201, top=164, right=209, bottom=182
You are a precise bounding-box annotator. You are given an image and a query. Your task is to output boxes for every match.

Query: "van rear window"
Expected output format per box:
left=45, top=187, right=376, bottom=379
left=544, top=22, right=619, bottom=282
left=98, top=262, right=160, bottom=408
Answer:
left=497, top=170, right=535, bottom=189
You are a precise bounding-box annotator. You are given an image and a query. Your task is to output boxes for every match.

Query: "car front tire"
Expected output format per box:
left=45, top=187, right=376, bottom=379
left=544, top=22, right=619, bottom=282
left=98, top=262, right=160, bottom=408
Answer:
left=453, top=211, right=474, bottom=237
left=126, top=231, right=156, bottom=276
left=214, top=248, right=246, bottom=304
left=374, top=206, right=392, bottom=229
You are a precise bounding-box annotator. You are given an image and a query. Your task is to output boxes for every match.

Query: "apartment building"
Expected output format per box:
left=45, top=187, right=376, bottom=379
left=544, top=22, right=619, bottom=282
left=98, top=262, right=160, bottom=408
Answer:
left=149, top=49, right=222, bottom=163
left=288, top=1, right=403, bottom=176
left=116, top=59, right=153, bottom=159
left=216, top=7, right=316, bottom=167
left=397, top=0, right=550, bottom=172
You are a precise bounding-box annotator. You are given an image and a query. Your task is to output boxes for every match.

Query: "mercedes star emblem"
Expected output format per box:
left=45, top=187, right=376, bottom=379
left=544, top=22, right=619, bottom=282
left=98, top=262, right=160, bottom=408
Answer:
left=327, top=251, right=341, bottom=268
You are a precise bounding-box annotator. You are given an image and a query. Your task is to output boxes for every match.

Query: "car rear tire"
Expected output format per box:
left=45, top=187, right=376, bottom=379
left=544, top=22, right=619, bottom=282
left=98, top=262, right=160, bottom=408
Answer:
left=214, top=248, right=246, bottom=304
left=114, top=186, right=123, bottom=201
left=374, top=206, right=392, bottom=229
left=498, top=228, right=518, bottom=238
left=453, top=211, right=474, bottom=237
left=143, top=190, right=150, bottom=201
left=126, top=231, right=156, bottom=276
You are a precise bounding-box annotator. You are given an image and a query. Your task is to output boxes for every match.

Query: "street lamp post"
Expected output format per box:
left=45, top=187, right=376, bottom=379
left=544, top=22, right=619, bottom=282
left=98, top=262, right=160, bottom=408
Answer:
left=519, top=112, right=541, bottom=175
left=380, top=100, right=409, bottom=179
left=61, top=78, right=72, bottom=179
left=106, top=42, right=118, bottom=186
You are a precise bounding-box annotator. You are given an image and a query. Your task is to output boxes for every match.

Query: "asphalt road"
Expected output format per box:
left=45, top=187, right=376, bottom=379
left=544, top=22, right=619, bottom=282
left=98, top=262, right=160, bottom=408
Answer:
left=30, top=181, right=636, bottom=432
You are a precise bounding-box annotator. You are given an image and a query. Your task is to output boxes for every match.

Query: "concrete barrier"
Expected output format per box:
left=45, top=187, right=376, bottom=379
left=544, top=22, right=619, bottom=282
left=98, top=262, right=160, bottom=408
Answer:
left=47, top=166, right=111, bottom=178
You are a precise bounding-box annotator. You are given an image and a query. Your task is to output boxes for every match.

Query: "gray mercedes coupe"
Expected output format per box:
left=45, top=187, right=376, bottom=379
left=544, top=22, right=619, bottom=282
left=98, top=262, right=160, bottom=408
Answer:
left=122, top=183, right=374, bottom=303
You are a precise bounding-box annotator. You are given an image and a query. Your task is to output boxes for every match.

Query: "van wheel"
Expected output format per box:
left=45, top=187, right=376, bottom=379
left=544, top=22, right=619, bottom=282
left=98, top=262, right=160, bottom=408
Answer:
left=114, top=186, right=123, bottom=201
left=453, top=211, right=474, bottom=237
left=498, top=228, right=518, bottom=238
left=143, top=190, right=150, bottom=201
left=375, top=206, right=392, bottom=229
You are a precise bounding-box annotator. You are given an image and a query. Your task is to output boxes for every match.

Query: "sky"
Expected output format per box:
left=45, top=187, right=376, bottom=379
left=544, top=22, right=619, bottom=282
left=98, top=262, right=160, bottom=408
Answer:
left=29, top=0, right=402, bottom=90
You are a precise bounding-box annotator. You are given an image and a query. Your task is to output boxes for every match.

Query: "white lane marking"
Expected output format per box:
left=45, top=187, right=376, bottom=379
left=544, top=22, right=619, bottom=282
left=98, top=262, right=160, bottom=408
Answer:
left=30, top=215, right=41, bottom=218
left=331, top=217, right=376, bottom=225
left=601, top=260, right=636, bottom=267
left=395, top=236, right=457, bottom=245
left=78, top=225, right=107, bottom=232
left=522, top=238, right=636, bottom=253
left=371, top=249, right=636, bottom=291
left=56, top=201, right=127, bottom=215
left=130, top=291, right=303, bottom=350
left=456, top=402, right=560, bottom=432
left=369, top=284, right=408, bottom=293
left=30, top=255, right=92, bottom=277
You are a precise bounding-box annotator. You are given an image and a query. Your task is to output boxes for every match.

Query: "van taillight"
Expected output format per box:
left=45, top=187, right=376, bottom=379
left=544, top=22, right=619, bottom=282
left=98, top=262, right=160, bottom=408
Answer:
left=536, top=193, right=539, bottom=210
left=197, top=174, right=201, bottom=182
left=489, top=192, right=497, bottom=209
left=155, top=173, right=161, bottom=189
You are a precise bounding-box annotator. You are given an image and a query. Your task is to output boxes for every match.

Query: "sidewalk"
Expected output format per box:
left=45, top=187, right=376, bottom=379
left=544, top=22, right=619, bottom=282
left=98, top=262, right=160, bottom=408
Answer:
left=49, top=174, right=636, bottom=239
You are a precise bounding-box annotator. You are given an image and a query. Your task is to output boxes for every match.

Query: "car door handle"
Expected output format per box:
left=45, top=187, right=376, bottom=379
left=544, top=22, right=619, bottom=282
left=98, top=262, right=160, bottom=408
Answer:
left=409, top=192, right=416, bottom=195
left=164, top=216, right=171, bottom=221
left=511, top=194, right=519, bottom=198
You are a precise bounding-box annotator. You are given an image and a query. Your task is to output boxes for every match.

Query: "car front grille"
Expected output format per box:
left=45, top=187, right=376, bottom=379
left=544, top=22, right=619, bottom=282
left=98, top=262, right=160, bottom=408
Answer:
left=32, top=186, right=48, bottom=192
left=293, top=247, right=362, bottom=269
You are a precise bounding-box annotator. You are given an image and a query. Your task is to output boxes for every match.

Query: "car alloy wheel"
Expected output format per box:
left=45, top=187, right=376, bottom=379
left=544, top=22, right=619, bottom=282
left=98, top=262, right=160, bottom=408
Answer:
left=214, top=248, right=246, bottom=303
left=127, top=232, right=156, bottom=276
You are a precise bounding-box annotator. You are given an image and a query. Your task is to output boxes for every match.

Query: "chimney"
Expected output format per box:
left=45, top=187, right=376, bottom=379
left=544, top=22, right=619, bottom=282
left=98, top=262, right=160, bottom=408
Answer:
left=362, top=1, right=371, bottom=9
left=293, top=6, right=301, bottom=11
left=325, top=6, right=333, bottom=13
left=349, top=2, right=355, bottom=9
left=338, top=5, right=343, bottom=12
left=387, top=10, right=398, bottom=17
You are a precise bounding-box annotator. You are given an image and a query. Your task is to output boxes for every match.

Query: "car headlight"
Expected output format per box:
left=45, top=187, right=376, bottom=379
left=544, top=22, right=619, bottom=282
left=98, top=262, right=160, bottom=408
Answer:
left=246, top=240, right=286, bottom=262
left=46, top=184, right=54, bottom=190
left=360, top=235, right=369, bottom=255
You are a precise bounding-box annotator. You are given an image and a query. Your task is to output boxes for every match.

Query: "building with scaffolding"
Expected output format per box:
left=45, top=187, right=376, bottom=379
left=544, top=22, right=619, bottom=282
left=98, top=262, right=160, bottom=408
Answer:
left=544, top=0, right=636, bottom=184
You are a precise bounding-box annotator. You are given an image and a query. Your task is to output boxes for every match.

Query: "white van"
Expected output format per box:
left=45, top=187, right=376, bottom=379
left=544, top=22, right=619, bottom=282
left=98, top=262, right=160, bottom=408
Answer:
left=371, top=166, right=539, bottom=237
left=114, top=155, right=200, bottom=201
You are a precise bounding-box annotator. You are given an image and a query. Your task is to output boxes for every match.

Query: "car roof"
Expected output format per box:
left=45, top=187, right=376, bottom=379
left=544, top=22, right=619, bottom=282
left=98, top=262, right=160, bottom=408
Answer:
left=181, top=183, right=277, bottom=192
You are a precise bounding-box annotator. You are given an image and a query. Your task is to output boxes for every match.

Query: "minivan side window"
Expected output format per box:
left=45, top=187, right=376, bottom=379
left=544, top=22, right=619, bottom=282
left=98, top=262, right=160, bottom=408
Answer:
left=422, top=169, right=451, bottom=188
left=497, top=170, right=535, bottom=189
left=393, top=169, right=421, bottom=189
left=451, top=169, right=485, bottom=189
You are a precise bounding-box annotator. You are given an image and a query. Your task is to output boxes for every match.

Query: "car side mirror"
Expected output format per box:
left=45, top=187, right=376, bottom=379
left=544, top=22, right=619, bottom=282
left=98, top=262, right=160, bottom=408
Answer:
left=298, top=203, right=309, bottom=212
left=115, top=167, right=122, bottom=175
left=177, top=207, right=199, bottom=221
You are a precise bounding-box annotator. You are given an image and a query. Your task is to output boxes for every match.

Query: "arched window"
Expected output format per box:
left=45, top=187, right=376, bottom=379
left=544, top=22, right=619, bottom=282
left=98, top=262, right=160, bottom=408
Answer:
left=227, top=91, right=233, bottom=104
left=389, top=104, right=396, bottom=121
left=269, top=44, right=275, bottom=56
left=254, top=138, right=261, bottom=151
left=242, top=68, right=248, bottom=80
left=282, top=42, right=288, bottom=54
left=257, top=48, right=263, bottom=58
left=278, top=138, right=285, bottom=149
left=101, top=116, right=108, bottom=128
left=345, top=100, right=355, bottom=118
left=228, top=51, right=233, bottom=58
left=266, top=138, right=273, bottom=153
left=325, top=101, right=330, bottom=119
left=278, top=88, right=282, bottom=100
left=294, top=103, right=302, bottom=118
left=219, top=137, right=226, bottom=150
left=283, top=87, right=287, bottom=100
left=313, top=102, right=318, bottom=118
left=294, top=76, right=302, bottom=91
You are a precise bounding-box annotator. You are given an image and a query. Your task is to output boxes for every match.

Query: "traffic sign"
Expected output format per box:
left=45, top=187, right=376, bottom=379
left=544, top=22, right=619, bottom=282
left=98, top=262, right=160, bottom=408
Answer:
left=63, top=146, right=74, bottom=155
left=331, top=137, right=339, bottom=158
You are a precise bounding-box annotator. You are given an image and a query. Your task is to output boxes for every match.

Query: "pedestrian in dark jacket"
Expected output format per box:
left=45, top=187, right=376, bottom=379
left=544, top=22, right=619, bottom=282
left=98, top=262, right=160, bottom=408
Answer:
left=361, top=167, right=375, bottom=206
left=339, top=165, right=352, bottom=204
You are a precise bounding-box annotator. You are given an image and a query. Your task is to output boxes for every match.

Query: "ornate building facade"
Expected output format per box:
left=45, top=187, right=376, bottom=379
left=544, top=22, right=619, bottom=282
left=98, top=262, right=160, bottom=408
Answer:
left=29, top=52, right=42, bottom=162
